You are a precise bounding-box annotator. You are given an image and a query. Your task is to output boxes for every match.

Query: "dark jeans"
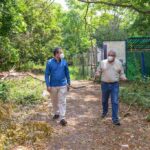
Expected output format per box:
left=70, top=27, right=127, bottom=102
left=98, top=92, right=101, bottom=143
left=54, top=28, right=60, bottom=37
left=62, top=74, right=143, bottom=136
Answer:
left=101, top=82, right=119, bottom=122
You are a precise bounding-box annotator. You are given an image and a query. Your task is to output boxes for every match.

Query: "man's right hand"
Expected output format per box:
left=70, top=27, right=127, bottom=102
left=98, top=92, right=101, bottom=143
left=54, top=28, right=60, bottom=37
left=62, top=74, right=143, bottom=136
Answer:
left=47, top=87, right=51, bottom=93
left=95, top=72, right=100, bottom=79
left=122, top=77, right=128, bottom=81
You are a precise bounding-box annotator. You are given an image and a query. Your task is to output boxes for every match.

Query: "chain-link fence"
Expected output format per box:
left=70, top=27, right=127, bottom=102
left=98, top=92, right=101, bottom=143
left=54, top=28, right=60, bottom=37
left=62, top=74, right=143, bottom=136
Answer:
left=126, top=37, right=150, bottom=80
left=72, top=37, right=150, bottom=80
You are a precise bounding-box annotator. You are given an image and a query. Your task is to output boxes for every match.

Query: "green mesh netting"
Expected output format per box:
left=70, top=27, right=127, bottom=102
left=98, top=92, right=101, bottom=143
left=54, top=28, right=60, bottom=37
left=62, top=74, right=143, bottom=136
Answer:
left=126, top=37, right=150, bottom=80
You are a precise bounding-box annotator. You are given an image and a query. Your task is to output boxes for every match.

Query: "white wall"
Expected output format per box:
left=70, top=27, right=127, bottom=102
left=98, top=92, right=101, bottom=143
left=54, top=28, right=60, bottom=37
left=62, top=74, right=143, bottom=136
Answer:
left=103, top=41, right=126, bottom=64
left=97, top=48, right=102, bottom=62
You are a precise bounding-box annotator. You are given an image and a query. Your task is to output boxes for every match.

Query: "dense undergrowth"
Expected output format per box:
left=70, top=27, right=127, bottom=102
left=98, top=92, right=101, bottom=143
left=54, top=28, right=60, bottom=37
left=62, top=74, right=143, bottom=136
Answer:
left=120, top=80, right=150, bottom=122
left=0, top=77, right=45, bottom=105
left=120, top=80, right=150, bottom=110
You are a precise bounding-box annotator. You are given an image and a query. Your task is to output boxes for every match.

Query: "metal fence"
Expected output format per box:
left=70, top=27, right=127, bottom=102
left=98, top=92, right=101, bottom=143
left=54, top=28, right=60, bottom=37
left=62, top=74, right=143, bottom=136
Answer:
left=72, top=47, right=98, bottom=79
left=126, top=37, right=150, bottom=80
left=72, top=37, right=150, bottom=80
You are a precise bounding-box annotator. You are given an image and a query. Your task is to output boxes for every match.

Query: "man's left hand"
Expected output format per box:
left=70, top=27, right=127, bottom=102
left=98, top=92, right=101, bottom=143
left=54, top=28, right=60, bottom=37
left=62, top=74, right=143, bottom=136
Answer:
left=67, top=85, right=70, bottom=91
left=121, top=77, right=128, bottom=81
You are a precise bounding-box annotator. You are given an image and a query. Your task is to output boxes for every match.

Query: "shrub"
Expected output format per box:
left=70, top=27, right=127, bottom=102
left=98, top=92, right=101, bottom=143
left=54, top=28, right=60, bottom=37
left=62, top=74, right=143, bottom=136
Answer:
left=0, top=81, right=8, bottom=102
left=3, top=77, right=45, bottom=105
left=120, top=81, right=150, bottom=109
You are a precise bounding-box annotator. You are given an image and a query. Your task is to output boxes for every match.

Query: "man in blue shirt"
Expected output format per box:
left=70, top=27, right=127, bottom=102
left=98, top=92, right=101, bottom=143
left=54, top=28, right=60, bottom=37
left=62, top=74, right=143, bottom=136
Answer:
left=45, top=47, right=70, bottom=126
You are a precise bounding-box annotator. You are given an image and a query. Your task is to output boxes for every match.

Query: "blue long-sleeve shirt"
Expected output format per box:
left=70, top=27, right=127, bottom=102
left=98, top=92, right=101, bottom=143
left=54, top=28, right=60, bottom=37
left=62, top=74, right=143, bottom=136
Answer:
left=45, top=58, right=70, bottom=87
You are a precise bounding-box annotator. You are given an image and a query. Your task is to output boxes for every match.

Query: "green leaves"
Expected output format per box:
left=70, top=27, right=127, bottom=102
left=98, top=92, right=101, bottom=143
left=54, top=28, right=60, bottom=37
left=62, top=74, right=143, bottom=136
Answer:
left=62, top=9, right=91, bottom=56
left=0, top=0, right=149, bottom=71
left=120, top=81, right=150, bottom=109
left=78, top=0, right=150, bottom=14
left=0, top=0, right=63, bottom=70
left=0, top=81, right=8, bottom=102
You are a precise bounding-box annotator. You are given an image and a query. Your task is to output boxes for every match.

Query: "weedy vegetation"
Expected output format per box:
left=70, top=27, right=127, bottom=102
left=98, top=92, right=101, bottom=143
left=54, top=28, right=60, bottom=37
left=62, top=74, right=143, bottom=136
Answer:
left=0, top=77, right=53, bottom=149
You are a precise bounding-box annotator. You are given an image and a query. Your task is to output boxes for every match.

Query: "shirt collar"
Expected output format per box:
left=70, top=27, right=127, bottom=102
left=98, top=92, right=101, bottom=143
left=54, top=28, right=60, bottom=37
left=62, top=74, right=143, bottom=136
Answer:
left=53, top=57, right=61, bottom=62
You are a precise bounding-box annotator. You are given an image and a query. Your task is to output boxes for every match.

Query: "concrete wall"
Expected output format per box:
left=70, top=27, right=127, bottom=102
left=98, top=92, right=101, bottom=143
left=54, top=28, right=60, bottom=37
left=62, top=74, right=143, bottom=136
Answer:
left=103, top=41, right=126, bottom=64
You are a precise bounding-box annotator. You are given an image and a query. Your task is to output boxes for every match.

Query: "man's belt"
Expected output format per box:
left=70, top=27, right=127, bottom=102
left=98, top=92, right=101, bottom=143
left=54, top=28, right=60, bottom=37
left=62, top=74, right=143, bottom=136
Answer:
left=101, top=81, right=119, bottom=84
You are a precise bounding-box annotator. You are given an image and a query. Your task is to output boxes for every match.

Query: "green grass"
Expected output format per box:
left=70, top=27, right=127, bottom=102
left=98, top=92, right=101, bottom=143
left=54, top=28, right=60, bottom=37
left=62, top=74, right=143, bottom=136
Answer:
left=0, top=81, right=8, bottom=102
left=69, top=66, right=80, bottom=80
left=18, top=62, right=45, bottom=74
left=1, top=77, right=45, bottom=105
left=0, top=65, right=87, bottom=105
left=19, top=63, right=84, bottom=79
left=17, top=62, right=89, bottom=80
left=69, top=66, right=90, bottom=80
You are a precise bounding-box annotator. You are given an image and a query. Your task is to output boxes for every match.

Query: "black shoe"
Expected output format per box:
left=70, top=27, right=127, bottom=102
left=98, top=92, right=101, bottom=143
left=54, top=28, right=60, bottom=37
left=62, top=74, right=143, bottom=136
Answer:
left=60, top=119, right=67, bottom=126
left=113, top=121, right=121, bottom=126
left=53, top=114, right=59, bottom=120
left=101, top=114, right=107, bottom=118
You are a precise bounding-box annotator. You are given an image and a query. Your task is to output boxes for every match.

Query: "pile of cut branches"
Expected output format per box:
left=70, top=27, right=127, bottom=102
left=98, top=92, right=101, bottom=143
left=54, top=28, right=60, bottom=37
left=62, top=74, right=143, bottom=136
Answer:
left=120, top=81, right=150, bottom=121
left=120, top=81, right=150, bottom=110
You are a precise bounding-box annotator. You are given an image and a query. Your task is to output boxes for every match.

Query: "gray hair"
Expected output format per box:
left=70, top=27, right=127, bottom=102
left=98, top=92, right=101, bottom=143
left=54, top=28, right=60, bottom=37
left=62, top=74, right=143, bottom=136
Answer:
left=108, top=50, right=116, bottom=56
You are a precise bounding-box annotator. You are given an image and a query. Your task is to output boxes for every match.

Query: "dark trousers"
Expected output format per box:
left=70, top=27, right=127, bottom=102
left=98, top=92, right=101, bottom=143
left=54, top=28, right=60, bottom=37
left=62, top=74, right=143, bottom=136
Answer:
left=101, top=82, right=119, bottom=122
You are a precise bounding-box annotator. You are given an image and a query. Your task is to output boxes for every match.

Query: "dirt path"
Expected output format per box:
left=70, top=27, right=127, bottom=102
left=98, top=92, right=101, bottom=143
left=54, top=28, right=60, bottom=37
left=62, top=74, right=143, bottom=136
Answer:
left=45, top=80, right=150, bottom=150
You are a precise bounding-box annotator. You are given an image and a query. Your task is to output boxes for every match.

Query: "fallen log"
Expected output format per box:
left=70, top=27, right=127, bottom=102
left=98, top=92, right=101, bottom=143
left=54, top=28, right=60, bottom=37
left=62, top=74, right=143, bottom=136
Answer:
left=26, top=72, right=45, bottom=83
left=0, top=71, right=88, bottom=89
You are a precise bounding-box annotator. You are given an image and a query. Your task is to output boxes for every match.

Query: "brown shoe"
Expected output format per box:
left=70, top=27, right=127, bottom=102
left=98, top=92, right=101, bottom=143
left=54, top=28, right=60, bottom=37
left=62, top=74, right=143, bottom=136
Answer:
left=101, top=113, right=107, bottom=118
left=60, top=119, right=67, bottom=126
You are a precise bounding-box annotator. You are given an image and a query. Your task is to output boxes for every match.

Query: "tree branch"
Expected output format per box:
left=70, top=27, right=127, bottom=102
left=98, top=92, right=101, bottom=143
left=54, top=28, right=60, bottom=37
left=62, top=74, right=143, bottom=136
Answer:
left=84, top=3, right=90, bottom=30
left=78, top=0, right=150, bottom=14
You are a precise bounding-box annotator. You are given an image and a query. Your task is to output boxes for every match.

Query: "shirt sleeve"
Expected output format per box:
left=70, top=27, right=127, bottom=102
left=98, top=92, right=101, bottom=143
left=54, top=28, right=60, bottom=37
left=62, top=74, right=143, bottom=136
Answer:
left=45, top=61, right=51, bottom=87
left=65, top=61, right=71, bottom=85
left=119, top=64, right=127, bottom=80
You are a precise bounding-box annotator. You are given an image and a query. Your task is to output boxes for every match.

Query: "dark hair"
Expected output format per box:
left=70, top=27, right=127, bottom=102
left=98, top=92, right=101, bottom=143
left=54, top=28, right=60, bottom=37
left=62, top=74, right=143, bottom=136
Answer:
left=53, top=47, right=62, bottom=56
